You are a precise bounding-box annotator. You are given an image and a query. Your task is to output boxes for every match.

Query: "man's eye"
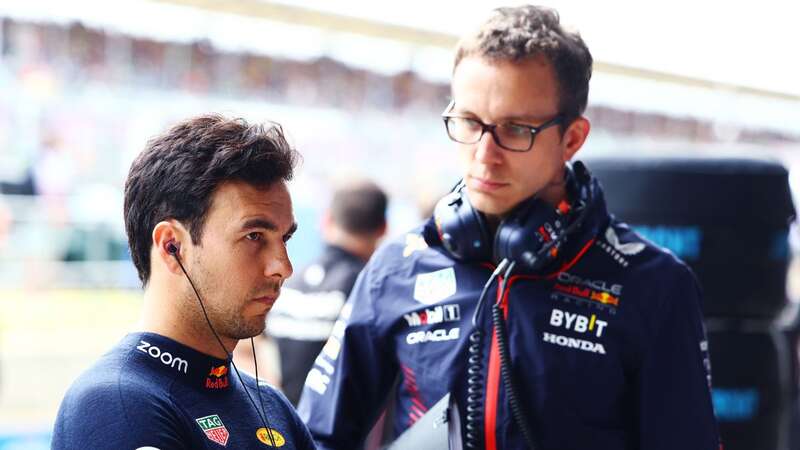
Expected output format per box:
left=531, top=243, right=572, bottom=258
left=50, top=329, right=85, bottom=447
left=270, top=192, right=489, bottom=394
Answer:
left=246, top=232, right=262, bottom=241
left=503, top=123, right=530, bottom=137
left=461, top=118, right=483, bottom=131
left=283, top=233, right=294, bottom=243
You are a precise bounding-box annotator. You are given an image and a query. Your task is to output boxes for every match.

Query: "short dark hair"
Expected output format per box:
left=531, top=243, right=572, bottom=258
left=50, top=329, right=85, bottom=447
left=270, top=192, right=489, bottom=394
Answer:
left=124, top=114, right=299, bottom=284
left=330, top=181, right=387, bottom=235
left=454, top=5, right=593, bottom=125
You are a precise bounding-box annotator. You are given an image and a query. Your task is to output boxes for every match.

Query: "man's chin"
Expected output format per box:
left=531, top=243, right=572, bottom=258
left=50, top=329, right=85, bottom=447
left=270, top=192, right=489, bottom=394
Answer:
left=228, top=322, right=267, bottom=340
left=469, top=192, right=514, bottom=218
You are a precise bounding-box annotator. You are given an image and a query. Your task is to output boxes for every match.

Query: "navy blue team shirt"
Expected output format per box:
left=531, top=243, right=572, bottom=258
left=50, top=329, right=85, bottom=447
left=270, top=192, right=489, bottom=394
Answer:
left=53, top=332, right=315, bottom=449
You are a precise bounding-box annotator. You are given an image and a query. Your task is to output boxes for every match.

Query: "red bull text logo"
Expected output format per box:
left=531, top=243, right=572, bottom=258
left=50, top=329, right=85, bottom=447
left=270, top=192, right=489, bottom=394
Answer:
left=205, top=365, right=230, bottom=389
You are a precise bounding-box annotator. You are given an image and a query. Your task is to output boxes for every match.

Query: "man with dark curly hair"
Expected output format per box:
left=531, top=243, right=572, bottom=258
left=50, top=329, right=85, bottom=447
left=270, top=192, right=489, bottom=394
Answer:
left=53, top=115, right=315, bottom=449
left=299, top=5, right=720, bottom=450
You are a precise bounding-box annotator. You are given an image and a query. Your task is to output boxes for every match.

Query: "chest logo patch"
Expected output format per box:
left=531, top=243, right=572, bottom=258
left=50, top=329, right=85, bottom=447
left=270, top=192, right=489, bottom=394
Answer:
left=196, top=414, right=229, bottom=446
left=205, top=365, right=230, bottom=390
left=413, top=268, right=457, bottom=305
left=256, top=427, right=286, bottom=447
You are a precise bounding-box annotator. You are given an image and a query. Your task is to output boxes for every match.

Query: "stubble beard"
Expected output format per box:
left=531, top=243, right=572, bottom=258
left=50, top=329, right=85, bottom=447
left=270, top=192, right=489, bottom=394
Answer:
left=184, top=258, right=272, bottom=342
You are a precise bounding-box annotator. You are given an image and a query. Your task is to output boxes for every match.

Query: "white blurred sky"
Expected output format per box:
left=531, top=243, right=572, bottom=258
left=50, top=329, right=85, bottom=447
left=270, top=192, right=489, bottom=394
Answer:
left=273, top=0, right=800, bottom=97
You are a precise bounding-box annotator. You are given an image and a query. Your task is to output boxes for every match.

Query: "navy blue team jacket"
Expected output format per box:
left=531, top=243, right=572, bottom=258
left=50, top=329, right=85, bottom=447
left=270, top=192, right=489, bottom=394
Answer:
left=53, top=332, right=315, bottom=449
left=298, top=179, right=720, bottom=450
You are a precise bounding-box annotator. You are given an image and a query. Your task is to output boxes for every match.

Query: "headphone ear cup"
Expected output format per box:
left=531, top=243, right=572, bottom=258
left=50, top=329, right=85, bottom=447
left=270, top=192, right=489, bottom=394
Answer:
left=494, top=197, right=564, bottom=271
left=433, top=190, right=492, bottom=262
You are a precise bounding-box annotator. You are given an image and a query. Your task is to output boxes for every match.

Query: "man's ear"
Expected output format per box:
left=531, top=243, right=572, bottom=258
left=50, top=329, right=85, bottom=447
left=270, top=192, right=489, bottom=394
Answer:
left=561, top=116, right=591, bottom=162
left=376, top=222, right=388, bottom=239
left=152, top=220, right=190, bottom=276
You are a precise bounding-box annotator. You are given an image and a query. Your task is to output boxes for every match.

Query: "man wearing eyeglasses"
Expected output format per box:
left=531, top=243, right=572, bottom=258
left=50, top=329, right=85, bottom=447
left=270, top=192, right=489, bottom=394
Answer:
left=299, top=5, right=720, bottom=450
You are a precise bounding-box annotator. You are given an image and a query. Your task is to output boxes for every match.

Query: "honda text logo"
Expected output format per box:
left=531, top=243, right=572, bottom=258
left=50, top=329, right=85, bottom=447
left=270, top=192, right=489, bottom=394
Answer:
left=542, top=332, right=606, bottom=354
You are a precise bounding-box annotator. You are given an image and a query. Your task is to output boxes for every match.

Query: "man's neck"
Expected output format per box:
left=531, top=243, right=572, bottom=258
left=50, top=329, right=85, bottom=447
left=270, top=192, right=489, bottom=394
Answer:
left=139, top=283, right=235, bottom=360
left=485, top=181, right=568, bottom=230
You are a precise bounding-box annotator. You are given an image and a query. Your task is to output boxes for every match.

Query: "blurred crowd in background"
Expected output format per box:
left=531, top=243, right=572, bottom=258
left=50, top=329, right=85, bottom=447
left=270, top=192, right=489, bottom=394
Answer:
left=0, top=1, right=798, bottom=448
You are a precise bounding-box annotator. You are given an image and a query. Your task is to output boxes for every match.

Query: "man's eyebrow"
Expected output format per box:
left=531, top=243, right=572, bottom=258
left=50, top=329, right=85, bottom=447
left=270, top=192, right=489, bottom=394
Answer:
left=451, top=107, right=550, bottom=123
left=241, top=218, right=298, bottom=237
left=240, top=218, right=277, bottom=231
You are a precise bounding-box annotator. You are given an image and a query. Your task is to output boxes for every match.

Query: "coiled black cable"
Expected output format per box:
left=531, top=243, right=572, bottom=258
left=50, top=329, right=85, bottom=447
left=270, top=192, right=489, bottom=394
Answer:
left=464, top=260, right=509, bottom=449
left=464, top=329, right=485, bottom=449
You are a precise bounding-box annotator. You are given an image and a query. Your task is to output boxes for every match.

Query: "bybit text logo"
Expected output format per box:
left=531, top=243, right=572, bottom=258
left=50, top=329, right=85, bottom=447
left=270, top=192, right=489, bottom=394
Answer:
left=549, top=308, right=608, bottom=338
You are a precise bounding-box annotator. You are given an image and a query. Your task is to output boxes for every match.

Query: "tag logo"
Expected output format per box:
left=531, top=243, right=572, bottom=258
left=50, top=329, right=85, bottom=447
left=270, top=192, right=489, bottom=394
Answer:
left=413, top=268, right=457, bottom=305
left=256, top=428, right=286, bottom=447
left=196, top=414, right=230, bottom=446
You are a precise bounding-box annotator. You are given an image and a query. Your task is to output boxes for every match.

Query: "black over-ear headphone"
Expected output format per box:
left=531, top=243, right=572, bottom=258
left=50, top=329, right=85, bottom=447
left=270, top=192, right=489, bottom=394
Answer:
left=433, top=161, right=593, bottom=272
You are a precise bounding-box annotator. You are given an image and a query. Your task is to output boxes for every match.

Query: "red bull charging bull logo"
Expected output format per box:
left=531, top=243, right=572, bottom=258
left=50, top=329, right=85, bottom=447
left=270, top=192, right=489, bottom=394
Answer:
left=205, top=365, right=230, bottom=389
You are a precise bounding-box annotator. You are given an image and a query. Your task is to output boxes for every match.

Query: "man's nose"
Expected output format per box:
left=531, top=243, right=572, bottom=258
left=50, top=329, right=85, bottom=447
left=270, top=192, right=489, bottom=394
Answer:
left=474, top=130, right=504, bottom=164
left=265, top=246, right=293, bottom=281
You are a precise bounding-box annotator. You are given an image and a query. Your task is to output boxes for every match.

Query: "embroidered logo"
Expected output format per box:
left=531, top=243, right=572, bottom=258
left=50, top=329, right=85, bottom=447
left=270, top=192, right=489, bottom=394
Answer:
left=256, top=427, right=286, bottom=447
left=136, top=340, right=189, bottom=374
left=403, top=304, right=460, bottom=327
left=413, top=268, right=457, bottom=305
left=595, top=227, right=645, bottom=268
left=406, top=327, right=460, bottom=345
left=205, top=365, right=229, bottom=390
left=551, top=272, right=623, bottom=314
left=542, top=332, right=606, bottom=354
left=196, top=414, right=229, bottom=446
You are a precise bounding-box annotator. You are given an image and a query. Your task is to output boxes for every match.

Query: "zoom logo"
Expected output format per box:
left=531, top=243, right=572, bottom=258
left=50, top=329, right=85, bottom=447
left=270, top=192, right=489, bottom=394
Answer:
left=137, top=340, right=189, bottom=374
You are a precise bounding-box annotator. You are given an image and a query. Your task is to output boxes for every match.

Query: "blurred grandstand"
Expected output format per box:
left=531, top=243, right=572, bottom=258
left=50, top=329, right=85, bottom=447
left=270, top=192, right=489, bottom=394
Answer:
left=0, top=1, right=798, bottom=448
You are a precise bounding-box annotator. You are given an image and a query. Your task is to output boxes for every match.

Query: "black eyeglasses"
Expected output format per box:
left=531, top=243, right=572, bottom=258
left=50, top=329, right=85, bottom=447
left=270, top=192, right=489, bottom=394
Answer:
left=441, top=102, right=563, bottom=152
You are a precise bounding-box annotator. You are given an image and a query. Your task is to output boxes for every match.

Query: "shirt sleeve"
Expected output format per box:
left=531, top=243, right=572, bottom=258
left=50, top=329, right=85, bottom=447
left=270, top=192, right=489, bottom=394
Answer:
left=637, top=265, right=720, bottom=449
left=297, top=261, right=399, bottom=450
left=52, top=379, right=189, bottom=450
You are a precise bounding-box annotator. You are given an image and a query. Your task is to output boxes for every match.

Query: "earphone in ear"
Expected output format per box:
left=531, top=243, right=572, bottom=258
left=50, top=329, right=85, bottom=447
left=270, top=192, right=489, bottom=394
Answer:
left=166, top=241, right=180, bottom=256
